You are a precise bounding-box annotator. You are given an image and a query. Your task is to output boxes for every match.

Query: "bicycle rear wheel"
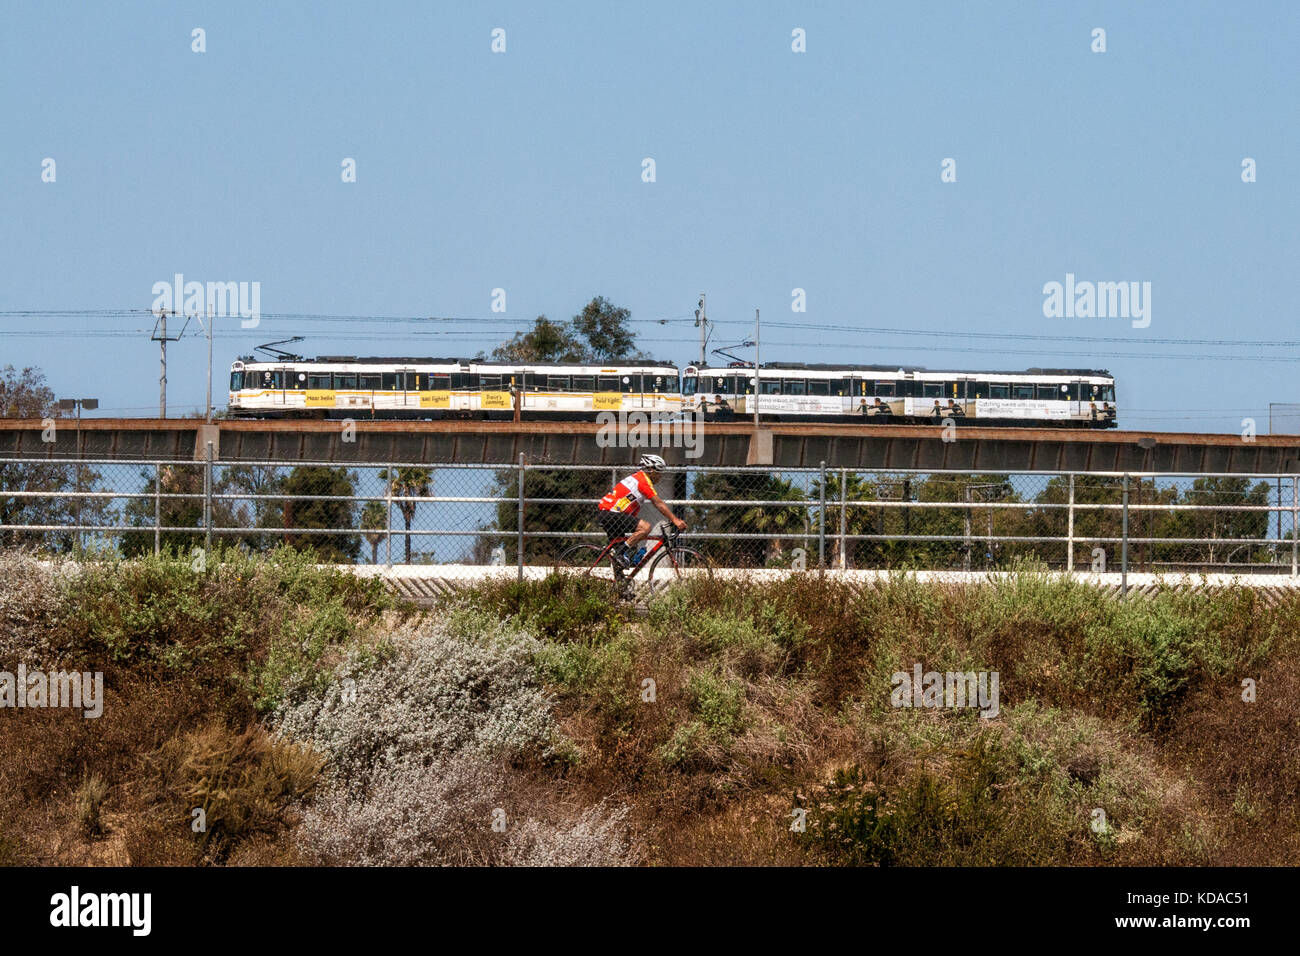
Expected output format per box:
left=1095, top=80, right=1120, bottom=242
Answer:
left=644, top=545, right=712, bottom=598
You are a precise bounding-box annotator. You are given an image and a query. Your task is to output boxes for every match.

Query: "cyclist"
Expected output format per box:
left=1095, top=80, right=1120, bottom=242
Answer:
left=598, top=454, right=687, bottom=569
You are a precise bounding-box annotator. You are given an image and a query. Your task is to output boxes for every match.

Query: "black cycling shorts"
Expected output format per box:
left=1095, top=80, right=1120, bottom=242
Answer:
left=598, top=510, right=640, bottom=540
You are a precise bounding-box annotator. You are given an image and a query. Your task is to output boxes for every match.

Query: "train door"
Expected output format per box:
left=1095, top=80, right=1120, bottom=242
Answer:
left=520, top=370, right=534, bottom=412
left=277, top=366, right=294, bottom=407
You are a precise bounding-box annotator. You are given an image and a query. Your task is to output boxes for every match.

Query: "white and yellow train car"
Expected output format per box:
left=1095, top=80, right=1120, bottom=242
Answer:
left=228, top=357, right=683, bottom=420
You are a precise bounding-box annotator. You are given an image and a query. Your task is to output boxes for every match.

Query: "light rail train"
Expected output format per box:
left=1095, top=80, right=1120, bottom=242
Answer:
left=228, top=355, right=1117, bottom=427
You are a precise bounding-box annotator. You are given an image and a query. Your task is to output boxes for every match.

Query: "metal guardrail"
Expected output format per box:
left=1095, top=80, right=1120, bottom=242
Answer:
left=3, top=457, right=1299, bottom=591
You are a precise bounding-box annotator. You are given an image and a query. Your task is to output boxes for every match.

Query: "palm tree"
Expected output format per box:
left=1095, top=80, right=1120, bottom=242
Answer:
left=812, top=471, right=875, bottom=568
left=736, top=476, right=807, bottom=564
left=359, top=500, right=387, bottom=564
left=378, top=467, right=433, bottom=563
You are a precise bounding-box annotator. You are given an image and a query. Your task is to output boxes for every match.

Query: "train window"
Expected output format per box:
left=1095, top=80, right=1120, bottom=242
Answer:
left=359, top=374, right=381, bottom=390
left=230, top=372, right=244, bottom=390
left=599, top=376, right=620, bottom=392
left=548, top=375, right=569, bottom=391
left=761, top=379, right=781, bottom=395
left=571, top=376, right=595, bottom=391
left=1035, top=384, right=1058, bottom=401
left=405, top=373, right=420, bottom=390
left=922, top=382, right=943, bottom=398
left=335, top=374, right=358, bottom=390
left=663, top=376, right=679, bottom=393
left=989, top=384, right=1009, bottom=399
left=621, top=375, right=639, bottom=393
left=874, top=381, right=895, bottom=397
left=430, top=375, right=451, bottom=390
left=1012, top=384, right=1035, bottom=400
left=735, top=376, right=754, bottom=395
left=308, top=374, right=332, bottom=389
left=712, top=376, right=729, bottom=394
left=971, top=382, right=989, bottom=399
left=837, top=378, right=853, bottom=396
left=784, top=379, right=806, bottom=396
left=1100, top=385, right=1115, bottom=402
left=681, top=376, right=697, bottom=396
left=479, top=375, right=502, bottom=390
left=381, top=373, right=401, bottom=390
left=807, top=379, right=830, bottom=396
left=288, top=372, right=307, bottom=390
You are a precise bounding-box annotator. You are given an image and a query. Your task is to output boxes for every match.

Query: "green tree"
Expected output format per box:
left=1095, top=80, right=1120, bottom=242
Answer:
left=811, top=471, right=877, bottom=568
left=488, top=466, right=610, bottom=563
left=281, top=466, right=360, bottom=563
left=1153, top=476, right=1272, bottom=569
left=570, top=296, right=637, bottom=361
left=360, top=499, right=388, bottom=564
left=0, top=365, right=111, bottom=552
left=491, top=316, right=587, bottom=363
left=379, top=467, right=432, bottom=564
left=120, top=464, right=257, bottom=557
left=691, top=472, right=809, bottom=567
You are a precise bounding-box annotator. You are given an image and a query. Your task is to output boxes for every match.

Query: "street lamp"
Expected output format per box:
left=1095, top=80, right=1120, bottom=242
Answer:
left=57, top=398, right=99, bottom=555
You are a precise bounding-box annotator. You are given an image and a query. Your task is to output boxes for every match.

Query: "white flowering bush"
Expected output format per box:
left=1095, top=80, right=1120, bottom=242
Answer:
left=296, top=752, right=507, bottom=865
left=296, top=753, right=642, bottom=866
left=505, top=804, right=643, bottom=867
left=274, top=610, right=556, bottom=789
left=0, top=550, right=66, bottom=665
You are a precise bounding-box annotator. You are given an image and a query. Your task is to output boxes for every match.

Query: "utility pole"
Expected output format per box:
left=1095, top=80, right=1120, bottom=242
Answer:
left=753, top=308, right=760, bottom=428
left=205, top=306, right=214, bottom=423
left=694, top=293, right=708, bottom=366
left=151, top=310, right=185, bottom=418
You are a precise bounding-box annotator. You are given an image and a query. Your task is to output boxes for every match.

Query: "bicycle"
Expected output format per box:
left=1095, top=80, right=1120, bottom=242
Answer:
left=553, top=522, right=713, bottom=600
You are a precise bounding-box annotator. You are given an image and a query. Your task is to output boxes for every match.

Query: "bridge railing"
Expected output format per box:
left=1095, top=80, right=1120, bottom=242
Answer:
left=1, top=456, right=1298, bottom=579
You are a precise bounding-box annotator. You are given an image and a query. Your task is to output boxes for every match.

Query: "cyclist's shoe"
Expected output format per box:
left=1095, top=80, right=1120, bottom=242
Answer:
left=610, top=546, right=632, bottom=570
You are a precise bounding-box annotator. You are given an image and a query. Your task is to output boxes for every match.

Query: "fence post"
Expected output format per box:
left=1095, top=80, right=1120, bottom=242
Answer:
left=1292, top=475, right=1297, bottom=577
left=1066, top=473, right=1075, bottom=573
left=517, top=453, right=526, bottom=581
left=385, top=464, right=393, bottom=569
left=962, top=487, right=972, bottom=572
left=204, top=440, right=214, bottom=553
left=1121, top=474, right=1129, bottom=599
left=839, top=467, right=848, bottom=570
left=817, top=460, right=826, bottom=568
left=154, top=463, right=161, bottom=556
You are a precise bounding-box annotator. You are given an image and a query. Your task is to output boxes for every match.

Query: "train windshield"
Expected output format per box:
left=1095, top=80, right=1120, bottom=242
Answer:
left=230, top=371, right=243, bottom=390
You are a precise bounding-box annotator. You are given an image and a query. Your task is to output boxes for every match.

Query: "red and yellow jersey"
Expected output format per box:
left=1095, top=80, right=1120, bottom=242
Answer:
left=599, top=471, right=656, bottom=516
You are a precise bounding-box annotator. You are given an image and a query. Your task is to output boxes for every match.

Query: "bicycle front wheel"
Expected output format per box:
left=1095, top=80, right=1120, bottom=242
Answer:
left=644, top=545, right=713, bottom=598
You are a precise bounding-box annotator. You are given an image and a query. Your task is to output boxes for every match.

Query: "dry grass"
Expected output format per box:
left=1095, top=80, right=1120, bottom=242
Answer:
left=3, top=552, right=1299, bottom=866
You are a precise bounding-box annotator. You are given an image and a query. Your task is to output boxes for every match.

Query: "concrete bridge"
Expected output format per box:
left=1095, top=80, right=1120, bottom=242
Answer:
left=2, top=417, right=1300, bottom=473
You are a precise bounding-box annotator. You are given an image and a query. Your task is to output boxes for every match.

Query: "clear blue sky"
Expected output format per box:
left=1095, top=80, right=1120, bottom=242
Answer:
left=2, top=1, right=1297, bottom=431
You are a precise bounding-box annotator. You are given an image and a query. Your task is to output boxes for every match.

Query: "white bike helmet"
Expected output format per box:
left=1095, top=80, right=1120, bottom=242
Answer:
left=639, top=454, right=666, bottom=471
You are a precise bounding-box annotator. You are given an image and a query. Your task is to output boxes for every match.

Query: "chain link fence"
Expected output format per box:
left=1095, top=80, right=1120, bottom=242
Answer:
left=2, top=457, right=1299, bottom=575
